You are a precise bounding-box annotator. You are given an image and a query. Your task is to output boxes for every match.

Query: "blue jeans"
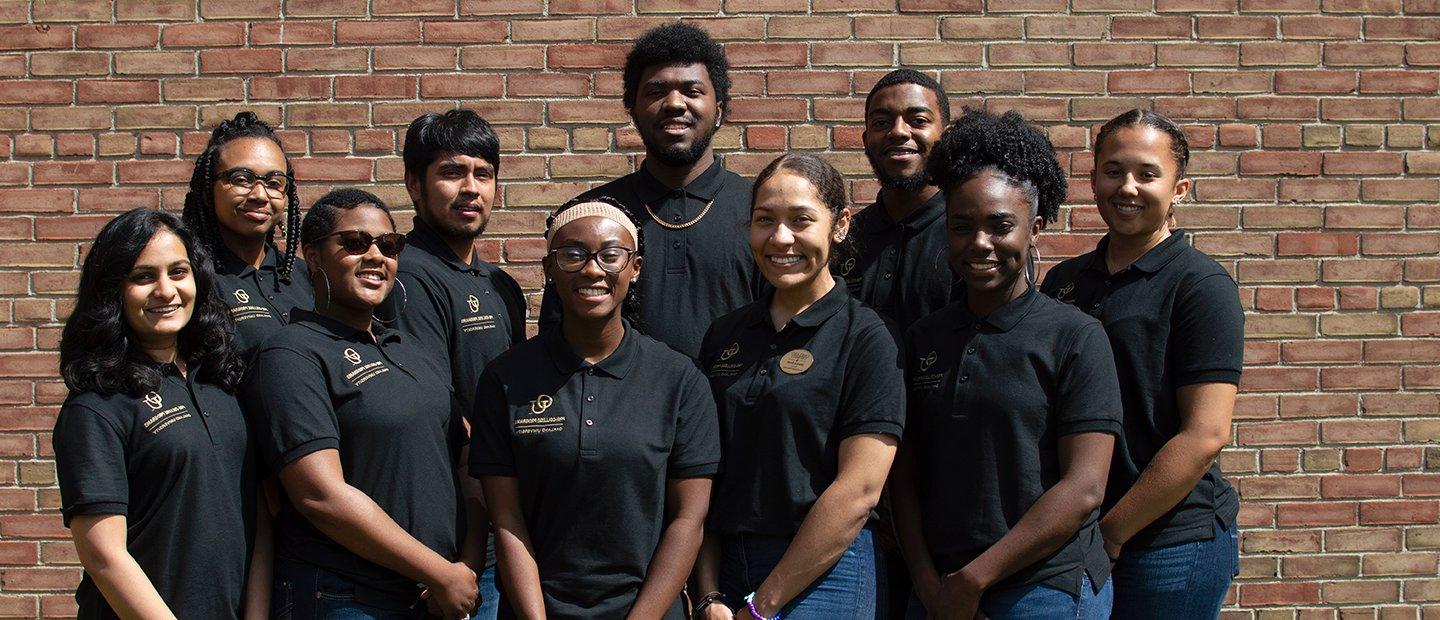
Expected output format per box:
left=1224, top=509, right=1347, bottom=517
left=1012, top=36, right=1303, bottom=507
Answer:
left=719, top=528, right=883, bottom=619
left=272, top=558, right=426, bottom=619
left=906, top=572, right=1112, bottom=619
left=473, top=564, right=498, bottom=620
left=1110, top=520, right=1240, bottom=620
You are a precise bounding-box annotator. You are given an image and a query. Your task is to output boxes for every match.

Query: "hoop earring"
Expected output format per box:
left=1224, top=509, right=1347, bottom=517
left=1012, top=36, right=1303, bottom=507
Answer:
left=373, top=278, right=408, bottom=325
left=1026, top=245, right=1041, bottom=286
left=313, top=270, right=331, bottom=311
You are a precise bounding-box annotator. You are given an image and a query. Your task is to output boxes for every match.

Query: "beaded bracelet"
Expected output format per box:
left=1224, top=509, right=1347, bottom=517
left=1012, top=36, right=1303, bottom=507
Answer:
left=743, top=592, right=780, bottom=620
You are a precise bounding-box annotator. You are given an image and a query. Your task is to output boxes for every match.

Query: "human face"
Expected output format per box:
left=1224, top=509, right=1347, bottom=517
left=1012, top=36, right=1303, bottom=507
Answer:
left=1091, top=125, right=1191, bottom=244
left=211, top=137, right=289, bottom=242
left=405, top=152, right=496, bottom=240
left=122, top=228, right=196, bottom=352
left=864, top=83, right=945, bottom=191
left=947, top=170, right=1043, bottom=305
left=304, top=206, right=398, bottom=318
left=546, top=217, right=642, bottom=324
left=750, top=171, right=849, bottom=294
left=631, top=63, right=720, bottom=167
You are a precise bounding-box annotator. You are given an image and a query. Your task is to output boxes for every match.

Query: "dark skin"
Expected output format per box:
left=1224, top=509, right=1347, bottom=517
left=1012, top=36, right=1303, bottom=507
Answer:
left=482, top=216, right=711, bottom=619
left=863, top=83, right=945, bottom=222
left=630, top=63, right=723, bottom=190
left=890, top=170, right=1114, bottom=619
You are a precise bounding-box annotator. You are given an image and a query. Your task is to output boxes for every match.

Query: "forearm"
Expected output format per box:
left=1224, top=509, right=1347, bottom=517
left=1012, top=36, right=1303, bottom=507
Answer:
left=492, top=521, right=545, bottom=618
left=80, top=549, right=175, bottom=620
left=751, top=483, right=875, bottom=614
left=242, top=497, right=274, bottom=620
left=889, top=451, right=940, bottom=592
left=630, top=513, right=706, bottom=619
left=692, top=530, right=724, bottom=596
left=958, top=477, right=1102, bottom=591
left=1101, top=432, right=1221, bottom=547
left=294, top=485, right=453, bottom=586
left=458, top=448, right=490, bottom=571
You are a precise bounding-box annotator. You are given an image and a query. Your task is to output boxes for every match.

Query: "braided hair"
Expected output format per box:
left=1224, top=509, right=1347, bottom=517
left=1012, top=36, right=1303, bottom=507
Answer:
left=546, top=195, right=646, bottom=332
left=181, top=111, right=301, bottom=285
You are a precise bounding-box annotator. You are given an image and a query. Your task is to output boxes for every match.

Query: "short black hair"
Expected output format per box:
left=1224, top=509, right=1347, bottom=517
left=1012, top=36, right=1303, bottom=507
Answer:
left=622, top=22, right=731, bottom=111
left=61, top=208, right=243, bottom=396
left=402, top=109, right=501, bottom=180
left=865, top=69, right=950, bottom=124
left=927, top=108, right=1067, bottom=224
left=300, top=187, right=395, bottom=247
left=181, top=111, right=301, bottom=284
left=1094, top=108, right=1190, bottom=177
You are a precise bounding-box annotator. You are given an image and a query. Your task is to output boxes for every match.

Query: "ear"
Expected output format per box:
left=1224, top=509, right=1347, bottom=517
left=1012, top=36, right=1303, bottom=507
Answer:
left=832, top=207, right=853, bottom=244
left=1030, top=214, right=1045, bottom=238
left=629, top=254, right=643, bottom=282
left=1089, top=168, right=1098, bottom=197
left=1172, top=176, right=1192, bottom=205
left=403, top=170, right=424, bottom=208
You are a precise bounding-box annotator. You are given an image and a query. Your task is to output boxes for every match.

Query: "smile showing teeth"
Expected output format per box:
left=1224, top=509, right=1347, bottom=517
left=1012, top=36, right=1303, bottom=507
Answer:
left=358, top=271, right=385, bottom=283
left=769, top=255, right=803, bottom=266
left=1113, top=203, right=1143, bottom=215
left=966, top=260, right=999, bottom=270
left=146, top=304, right=180, bottom=314
left=577, top=287, right=608, bottom=296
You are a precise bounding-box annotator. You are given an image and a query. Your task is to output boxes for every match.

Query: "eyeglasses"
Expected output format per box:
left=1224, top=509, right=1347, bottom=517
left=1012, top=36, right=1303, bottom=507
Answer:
left=219, top=167, right=292, bottom=196
left=549, top=246, right=636, bottom=274
left=316, top=230, right=406, bottom=258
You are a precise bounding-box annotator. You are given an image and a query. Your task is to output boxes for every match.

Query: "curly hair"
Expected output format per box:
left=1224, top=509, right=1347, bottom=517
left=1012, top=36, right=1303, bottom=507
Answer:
left=181, top=111, right=301, bottom=284
left=546, top=195, right=646, bottom=331
left=622, top=22, right=731, bottom=111
left=299, top=187, right=395, bottom=248
left=926, top=108, right=1068, bottom=224
left=1094, top=108, right=1190, bottom=177
left=61, top=209, right=244, bottom=397
left=402, top=109, right=501, bottom=180
left=865, top=68, right=950, bottom=125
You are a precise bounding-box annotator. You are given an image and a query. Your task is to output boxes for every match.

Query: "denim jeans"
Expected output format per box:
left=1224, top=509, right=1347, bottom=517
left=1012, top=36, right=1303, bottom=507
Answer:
left=272, top=558, right=426, bottom=620
left=1110, top=520, right=1240, bottom=620
left=473, top=564, right=498, bottom=620
left=906, top=572, right=1112, bottom=619
left=719, top=528, right=883, bottom=619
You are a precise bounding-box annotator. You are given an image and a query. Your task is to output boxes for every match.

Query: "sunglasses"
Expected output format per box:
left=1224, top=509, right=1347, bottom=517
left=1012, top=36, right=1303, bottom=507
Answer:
left=316, top=230, right=406, bottom=258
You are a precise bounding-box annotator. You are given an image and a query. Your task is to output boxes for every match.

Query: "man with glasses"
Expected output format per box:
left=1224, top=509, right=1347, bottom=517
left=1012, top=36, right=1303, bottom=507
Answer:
left=382, top=109, right=527, bottom=620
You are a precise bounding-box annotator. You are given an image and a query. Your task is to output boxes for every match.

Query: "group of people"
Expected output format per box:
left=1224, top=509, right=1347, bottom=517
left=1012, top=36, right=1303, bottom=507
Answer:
left=52, top=22, right=1245, bottom=620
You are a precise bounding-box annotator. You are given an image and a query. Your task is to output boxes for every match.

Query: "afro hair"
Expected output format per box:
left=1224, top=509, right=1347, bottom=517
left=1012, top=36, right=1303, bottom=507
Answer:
left=622, top=22, right=731, bottom=111
left=926, top=108, right=1067, bottom=224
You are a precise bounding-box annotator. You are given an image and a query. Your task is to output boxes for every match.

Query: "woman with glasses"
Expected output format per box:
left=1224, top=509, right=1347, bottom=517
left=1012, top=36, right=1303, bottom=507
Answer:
left=471, top=196, right=719, bottom=618
left=245, top=188, right=480, bottom=619
left=182, top=111, right=312, bottom=362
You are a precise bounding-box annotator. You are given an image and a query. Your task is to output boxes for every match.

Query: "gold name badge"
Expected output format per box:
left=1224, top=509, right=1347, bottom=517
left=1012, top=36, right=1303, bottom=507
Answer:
left=779, top=349, right=814, bottom=375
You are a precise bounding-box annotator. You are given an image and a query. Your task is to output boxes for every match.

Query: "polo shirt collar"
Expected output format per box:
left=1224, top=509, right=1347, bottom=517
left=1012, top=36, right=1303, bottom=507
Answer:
left=542, top=320, right=639, bottom=379
left=408, top=217, right=486, bottom=275
left=1085, top=229, right=1191, bottom=276
left=952, top=285, right=1041, bottom=333
left=745, top=281, right=849, bottom=330
left=634, top=158, right=726, bottom=205
left=290, top=308, right=401, bottom=345
left=214, top=242, right=281, bottom=277
left=859, top=189, right=945, bottom=234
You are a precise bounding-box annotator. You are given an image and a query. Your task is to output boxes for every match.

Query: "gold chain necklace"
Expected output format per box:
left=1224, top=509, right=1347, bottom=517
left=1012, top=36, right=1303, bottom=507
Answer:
left=644, top=198, right=715, bottom=230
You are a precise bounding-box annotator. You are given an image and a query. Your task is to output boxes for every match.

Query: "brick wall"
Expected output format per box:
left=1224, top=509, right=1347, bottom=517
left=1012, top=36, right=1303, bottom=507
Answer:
left=1, top=0, right=1437, bottom=617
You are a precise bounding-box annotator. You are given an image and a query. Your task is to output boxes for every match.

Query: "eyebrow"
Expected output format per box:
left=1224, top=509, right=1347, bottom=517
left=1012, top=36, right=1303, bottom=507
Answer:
left=645, top=79, right=706, bottom=89
left=868, top=105, right=935, bottom=117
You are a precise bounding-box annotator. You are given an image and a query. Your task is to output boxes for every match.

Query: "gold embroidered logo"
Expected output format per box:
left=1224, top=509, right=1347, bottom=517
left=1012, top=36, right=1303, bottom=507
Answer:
left=233, top=289, right=250, bottom=304
left=1056, top=282, right=1076, bottom=304
left=919, top=351, right=937, bottom=372
left=467, top=294, right=480, bottom=313
left=529, top=394, right=553, bottom=415
left=779, top=349, right=815, bottom=375
left=343, top=348, right=362, bottom=365
left=840, top=257, right=856, bottom=276
left=720, top=342, right=739, bottom=361
left=142, top=391, right=163, bottom=410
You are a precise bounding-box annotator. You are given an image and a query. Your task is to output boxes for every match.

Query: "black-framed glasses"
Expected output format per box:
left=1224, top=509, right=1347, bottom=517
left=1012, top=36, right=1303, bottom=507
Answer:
left=317, top=230, right=406, bottom=258
left=549, top=246, right=636, bottom=274
left=219, top=167, right=292, bottom=195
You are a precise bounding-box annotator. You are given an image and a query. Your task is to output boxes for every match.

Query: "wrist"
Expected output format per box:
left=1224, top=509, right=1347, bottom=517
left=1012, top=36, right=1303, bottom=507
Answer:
left=955, top=564, right=992, bottom=592
left=745, top=591, right=781, bottom=619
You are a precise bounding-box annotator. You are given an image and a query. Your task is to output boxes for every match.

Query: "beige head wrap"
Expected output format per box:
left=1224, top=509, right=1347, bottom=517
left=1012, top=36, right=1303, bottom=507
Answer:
left=545, top=201, right=640, bottom=247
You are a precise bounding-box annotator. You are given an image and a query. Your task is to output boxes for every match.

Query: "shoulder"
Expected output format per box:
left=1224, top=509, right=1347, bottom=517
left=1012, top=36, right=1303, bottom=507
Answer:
left=844, top=298, right=901, bottom=349
left=56, top=392, right=132, bottom=433
left=1031, top=293, right=1105, bottom=337
left=396, top=246, right=443, bottom=278
left=1173, top=244, right=1235, bottom=284
left=481, top=336, right=547, bottom=378
left=576, top=174, right=641, bottom=205
left=906, top=301, right=961, bottom=340
left=1040, top=250, right=1096, bottom=290
left=252, top=323, right=325, bottom=363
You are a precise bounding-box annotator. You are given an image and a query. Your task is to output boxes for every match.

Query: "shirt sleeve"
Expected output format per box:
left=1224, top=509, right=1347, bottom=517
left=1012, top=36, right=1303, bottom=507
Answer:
left=1055, top=321, right=1125, bottom=437
left=668, top=363, right=721, bottom=478
left=243, top=347, right=341, bottom=471
left=1171, top=273, right=1245, bottom=386
left=53, top=401, right=130, bottom=526
left=468, top=366, right=516, bottom=478
left=838, top=318, right=907, bottom=439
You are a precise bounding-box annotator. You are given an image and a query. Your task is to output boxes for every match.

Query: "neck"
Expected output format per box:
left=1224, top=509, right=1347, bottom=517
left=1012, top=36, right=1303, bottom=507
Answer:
left=965, top=276, right=1030, bottom=319
left=427, top=222, right=476, bottom=266
left=561, top=312, right=626, bottom=365
left=880, top=184, right=940, bottom=223
left=769, top=272, right=836, bottom=331
left=644, top=149, right=714, bottom=190
left=1105, top=227, right=1171, bottom=274
left=219, top=228, right=267, bottom=269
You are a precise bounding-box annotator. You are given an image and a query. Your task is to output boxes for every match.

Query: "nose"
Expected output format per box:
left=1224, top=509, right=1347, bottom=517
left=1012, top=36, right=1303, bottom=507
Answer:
left=887, top=118, right=911, bottom=140
left=1119, top=173, right=1141, bottom=196
left=152, top=272, right=176, bottom=300
left=770, top=223, right=795, bottom=247
left=579, top=252, right=607, bottom=277
left=660, top=89, right=686, bottom=113
left=461, top=172, right=481, bottom=196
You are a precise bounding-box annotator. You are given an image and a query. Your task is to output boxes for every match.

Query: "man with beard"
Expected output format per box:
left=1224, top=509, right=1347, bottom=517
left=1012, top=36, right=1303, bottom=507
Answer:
left=385, top=109, right=526, bottom=619
left=538, top=22, right=764, bottom=359
left=840, top=69, right=954, bottom=332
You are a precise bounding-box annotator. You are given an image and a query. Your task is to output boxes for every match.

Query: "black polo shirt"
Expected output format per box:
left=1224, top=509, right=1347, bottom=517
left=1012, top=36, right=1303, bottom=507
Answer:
left=539, top=160, right=766, bottom=358
left=699, top=283, right=905, bottom=537
left=1040, top=230, right=1244, bottom=550
left=245, top=310, right=460, bottom=607
left=470, top=323, right=719, bottom=619
left=54, top=362, right=256, bottom=619
left=381, top=218, right=526, bottom=418
left=837, top=190, right=955, bottom=332
left=904, top=288, right=1121, bottom=597
left=214, top=243, right=314, bottom=363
